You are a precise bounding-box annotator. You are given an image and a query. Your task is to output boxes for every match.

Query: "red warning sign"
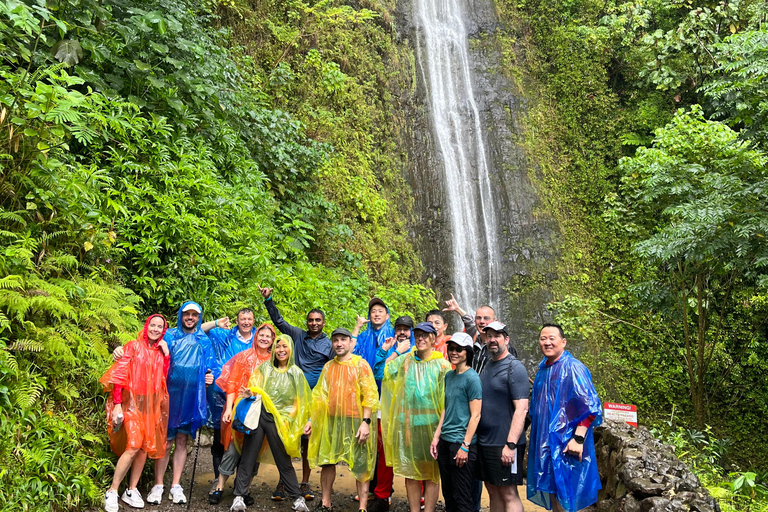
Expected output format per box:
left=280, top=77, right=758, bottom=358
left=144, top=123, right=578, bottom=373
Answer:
left=604, top=402, right=638, bottom=427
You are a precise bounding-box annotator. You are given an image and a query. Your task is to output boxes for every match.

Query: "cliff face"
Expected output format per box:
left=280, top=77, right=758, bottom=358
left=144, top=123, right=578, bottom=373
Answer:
left=392, top=0, right=559, bottom=366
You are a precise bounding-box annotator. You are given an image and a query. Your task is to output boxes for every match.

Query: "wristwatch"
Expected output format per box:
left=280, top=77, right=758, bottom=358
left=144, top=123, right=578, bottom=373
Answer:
left=362, top=418, right=372, bottom=425
left=572, top=434, right=585, bottom=444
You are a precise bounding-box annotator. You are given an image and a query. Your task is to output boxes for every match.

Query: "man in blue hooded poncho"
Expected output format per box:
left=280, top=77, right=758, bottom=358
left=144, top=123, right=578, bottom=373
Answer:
left=352, top=297, right=395, bottom=383
left=200, top=308, right=257, bottom=491
left=146, top=301, right=216, bottom=506
left=527, top=323, right=602, bottom=512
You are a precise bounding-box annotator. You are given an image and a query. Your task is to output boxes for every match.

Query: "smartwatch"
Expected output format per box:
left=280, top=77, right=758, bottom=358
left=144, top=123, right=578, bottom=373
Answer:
left=572, top=434, right=585, bottom=444
left=362, top=418, right=372, bottom=425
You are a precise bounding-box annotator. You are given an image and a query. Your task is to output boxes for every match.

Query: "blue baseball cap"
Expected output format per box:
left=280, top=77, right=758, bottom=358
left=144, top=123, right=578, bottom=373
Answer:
left=413, top=322, right=437, bottom=335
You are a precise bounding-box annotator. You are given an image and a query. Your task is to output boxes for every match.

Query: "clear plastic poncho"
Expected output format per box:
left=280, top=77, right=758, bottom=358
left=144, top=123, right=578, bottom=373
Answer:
left=527, top=351, right=603, bottom=512
left=215, top=323, right=275, bottom=450
left=308, top=355, right=379, bottom=481
left=100, top=314, right=170, bottom=458
left=164, top=301, right=216, bottom=436
left=244, top=334, right=311, bottom=463
left=381, top=349, right=451, bottom=483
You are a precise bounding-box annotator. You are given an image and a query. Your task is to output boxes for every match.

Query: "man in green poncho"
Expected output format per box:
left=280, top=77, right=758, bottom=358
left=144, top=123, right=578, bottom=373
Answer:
left=382, top=322, right=451, bottom=512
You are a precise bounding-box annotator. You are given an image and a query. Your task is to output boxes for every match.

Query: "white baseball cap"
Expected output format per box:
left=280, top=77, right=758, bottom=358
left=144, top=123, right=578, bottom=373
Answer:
left=447, top=332, right=473, bottom=349
left=181, top=303, right=202, bottom=314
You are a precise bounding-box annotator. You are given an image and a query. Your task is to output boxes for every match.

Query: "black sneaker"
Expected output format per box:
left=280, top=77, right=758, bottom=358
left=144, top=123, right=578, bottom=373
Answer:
left=300, top=482, right=314, bottom=501
left=272, top=482, right=286, bottom=501
left=208, top=489, right=224, bottom=505
left=368, top=497, right=390, bottom=512
left=244, top=494, right=255, bottom=506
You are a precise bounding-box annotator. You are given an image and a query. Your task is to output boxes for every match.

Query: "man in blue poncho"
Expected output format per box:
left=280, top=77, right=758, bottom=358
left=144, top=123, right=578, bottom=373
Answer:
left=146, top=301, right=216, bottom=506
left=352, top=297, right=394, bottom=375
left=527, top=323, right=602, bottom=512
left=200, top=308, right=257, bottom=500
left=260, top=286, right=334, bottom=501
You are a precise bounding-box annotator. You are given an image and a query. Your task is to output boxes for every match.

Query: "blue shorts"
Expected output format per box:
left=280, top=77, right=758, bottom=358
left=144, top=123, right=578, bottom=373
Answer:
left=167, top=424, right=195, bottom=440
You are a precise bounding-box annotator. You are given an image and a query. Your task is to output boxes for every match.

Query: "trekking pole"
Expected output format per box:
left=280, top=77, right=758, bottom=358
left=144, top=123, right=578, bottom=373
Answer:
left=187, top=370, right=211, bottom=510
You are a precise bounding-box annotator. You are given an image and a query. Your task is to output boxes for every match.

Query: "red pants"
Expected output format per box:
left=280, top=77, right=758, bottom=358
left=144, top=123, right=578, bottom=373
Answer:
left=374, top=420, right=394, bottom=499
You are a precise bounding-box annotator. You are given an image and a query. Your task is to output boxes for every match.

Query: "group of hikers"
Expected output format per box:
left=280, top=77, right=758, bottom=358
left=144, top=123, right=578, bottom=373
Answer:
left=101, top=288, right=603, bottom=512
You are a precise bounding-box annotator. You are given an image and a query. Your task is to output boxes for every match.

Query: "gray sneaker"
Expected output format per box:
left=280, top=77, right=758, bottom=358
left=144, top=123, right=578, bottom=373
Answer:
left=121, top=488, right=145, bottom=509
left=170, top=484, right=187, bottom=504
left=147, top=485, right=164, bottom=505
left=104, top=490, right=119, bottom=512
left=293, top=497, right=310, bottom=512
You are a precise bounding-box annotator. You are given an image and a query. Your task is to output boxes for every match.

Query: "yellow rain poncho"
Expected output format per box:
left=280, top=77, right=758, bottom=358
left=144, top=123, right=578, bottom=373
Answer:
left=233, top=335, right=311, bottom=462
left=308, top=354, right=379, bottom=481
left=381, top=349, right=451, bottom=483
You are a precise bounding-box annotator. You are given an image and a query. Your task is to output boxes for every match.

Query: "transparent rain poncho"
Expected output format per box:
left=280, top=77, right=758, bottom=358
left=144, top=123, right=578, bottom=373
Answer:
left=164, top=301, right=216, bottom=436
left=100, top=314, right=170, bottom=458
left=527, top=351, right=603, bottom=512
left=215, top=323, right=275, bottom=450
left=243, top=334, right=311, bottom=462
left=381, top=349, right=451, bottom=483
left=308, top=355, right=379, bottom=481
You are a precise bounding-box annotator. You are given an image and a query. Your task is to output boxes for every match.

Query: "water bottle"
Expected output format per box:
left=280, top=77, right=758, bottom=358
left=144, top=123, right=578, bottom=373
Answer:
left=113, top=412, right=124, bottom=432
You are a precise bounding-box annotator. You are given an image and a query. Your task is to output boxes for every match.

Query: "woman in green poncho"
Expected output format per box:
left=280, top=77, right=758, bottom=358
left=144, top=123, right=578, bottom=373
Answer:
left=382, top=322, right=451, bottom=512
left=229, top=335, right=312, bottom=512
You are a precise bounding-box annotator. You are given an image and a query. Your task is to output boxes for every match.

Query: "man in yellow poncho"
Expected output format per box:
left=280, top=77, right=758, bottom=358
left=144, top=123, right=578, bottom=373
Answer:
left=306, top=327, right=379, bottom=512
left=382, top=322, right=451, bottom=512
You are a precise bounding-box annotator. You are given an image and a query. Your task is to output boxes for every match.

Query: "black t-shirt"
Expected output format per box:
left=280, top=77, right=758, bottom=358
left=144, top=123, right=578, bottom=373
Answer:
left=477, top=353, right=530, bottom=446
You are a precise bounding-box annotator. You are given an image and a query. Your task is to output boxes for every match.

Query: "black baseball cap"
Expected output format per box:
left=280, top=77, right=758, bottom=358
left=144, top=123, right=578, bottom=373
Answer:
left=331, top=327, right=353, bottom=338
left=394, top=316, right=414, bottom=329
left=368, top=297, right=387, bottom=312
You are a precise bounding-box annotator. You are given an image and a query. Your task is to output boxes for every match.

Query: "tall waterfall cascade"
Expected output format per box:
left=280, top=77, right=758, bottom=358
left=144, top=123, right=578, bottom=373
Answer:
left=413, top=0, right=500, bottom=309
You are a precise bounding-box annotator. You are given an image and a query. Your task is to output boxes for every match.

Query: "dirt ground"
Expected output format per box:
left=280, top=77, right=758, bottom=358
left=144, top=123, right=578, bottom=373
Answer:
left=99, top=441, right=544, bottom=512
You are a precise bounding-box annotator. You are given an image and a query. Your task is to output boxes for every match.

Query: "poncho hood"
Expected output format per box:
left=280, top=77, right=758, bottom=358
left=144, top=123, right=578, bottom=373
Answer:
left=354, top=305, right=395, bottom=370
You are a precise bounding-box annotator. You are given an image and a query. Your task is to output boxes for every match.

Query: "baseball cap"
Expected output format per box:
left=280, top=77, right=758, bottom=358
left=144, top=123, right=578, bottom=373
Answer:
left=413, top=322, right=437, bottom=335
left=447, top=332, right=473, bottom=349
left=368, top=297, right=387, bottom=312
left=181, top=303, right=202, bottom=314
left=331, top=327, right=353, bottom=338
left=483, top=321, right=508, bottom=335
left=394, top=316, right=414, bottom=329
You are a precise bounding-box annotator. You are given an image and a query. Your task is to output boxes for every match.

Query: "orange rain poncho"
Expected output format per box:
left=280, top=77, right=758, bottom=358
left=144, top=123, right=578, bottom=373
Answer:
left=434, top=334, right=450, bottom=358
left=308, top=354, right=379, bottom=481
left=381, top=348, right=451, bottom=483
left=242, top=334, right=311, bottom=462
left=215, top=323, right=275, bottom=451
left=100, top=314, right=170, bottom=459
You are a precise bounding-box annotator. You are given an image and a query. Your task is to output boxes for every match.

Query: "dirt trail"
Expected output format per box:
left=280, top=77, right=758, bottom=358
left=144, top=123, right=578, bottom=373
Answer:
left=100, top=448, right=544, bottom=512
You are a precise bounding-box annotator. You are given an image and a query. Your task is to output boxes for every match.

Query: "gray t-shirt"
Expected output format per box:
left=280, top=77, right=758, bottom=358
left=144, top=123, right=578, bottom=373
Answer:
left=477, top=353, right=529, bottom=446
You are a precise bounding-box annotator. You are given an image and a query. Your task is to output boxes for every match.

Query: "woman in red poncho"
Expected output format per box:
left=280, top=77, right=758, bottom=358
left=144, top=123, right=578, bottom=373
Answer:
left=208, top=322, right=276, bottom=504
left=100, top=314, right=170, bottom=512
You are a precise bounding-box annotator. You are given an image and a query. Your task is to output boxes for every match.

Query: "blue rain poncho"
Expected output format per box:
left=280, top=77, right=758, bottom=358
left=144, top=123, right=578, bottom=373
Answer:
left=373, top=331, right=414, bottom=385
left=354, top=308, right=394, bottom=376
left=527, top=351, right=602, bottom=512
left=164, top=301, right=216, bottom=437
left=207, top=326, right=256, bottom=428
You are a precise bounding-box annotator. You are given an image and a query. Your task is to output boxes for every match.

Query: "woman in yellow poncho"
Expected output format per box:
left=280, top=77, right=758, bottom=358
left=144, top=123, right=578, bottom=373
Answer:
left=381, top=322, right=451, bottom=512
left=306, top=327, right=379, bottom=512
left=228, top=334, right=312, bottom=512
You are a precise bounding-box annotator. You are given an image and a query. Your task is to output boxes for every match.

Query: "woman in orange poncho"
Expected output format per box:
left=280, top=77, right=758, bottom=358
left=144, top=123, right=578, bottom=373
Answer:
left=100, top=314, right=170, bottom=512
left=209, top=323, right=275, bottom=503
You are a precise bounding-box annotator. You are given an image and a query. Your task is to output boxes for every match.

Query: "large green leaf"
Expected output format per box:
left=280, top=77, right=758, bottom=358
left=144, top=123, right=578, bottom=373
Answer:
left=51, top=39, right=83, bottom=66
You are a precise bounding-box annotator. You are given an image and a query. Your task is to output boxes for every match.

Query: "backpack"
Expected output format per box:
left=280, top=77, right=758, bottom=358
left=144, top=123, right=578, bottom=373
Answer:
left=232, top=394, right=262, bottom=434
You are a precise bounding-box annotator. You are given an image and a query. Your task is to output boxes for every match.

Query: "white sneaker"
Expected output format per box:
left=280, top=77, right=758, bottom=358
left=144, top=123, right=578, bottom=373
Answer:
left=231, top=495, right=247, bottom=511
left=292, top=496, right=309, bottom=512
left=121, top=488, right=145, bottom=509
left=105, top=490, right=119, bottom=512
left=170, top=484, right=187, bottom=504
left=147, top=485, right=164, bottom=505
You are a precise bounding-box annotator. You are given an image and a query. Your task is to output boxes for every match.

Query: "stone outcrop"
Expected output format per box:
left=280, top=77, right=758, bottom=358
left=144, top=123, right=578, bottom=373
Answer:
left=589, top=421, right=720, bottom=512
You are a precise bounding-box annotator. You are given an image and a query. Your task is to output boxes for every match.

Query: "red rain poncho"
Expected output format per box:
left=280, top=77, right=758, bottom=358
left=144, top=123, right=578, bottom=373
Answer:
left=100, top=314, right=170, bottom=459
left=215, top=323, right=275, bottom=450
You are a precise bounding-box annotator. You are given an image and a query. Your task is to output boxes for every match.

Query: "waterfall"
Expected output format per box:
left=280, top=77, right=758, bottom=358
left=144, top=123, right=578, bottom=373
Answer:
left=413, top=0, right=501, bottom=309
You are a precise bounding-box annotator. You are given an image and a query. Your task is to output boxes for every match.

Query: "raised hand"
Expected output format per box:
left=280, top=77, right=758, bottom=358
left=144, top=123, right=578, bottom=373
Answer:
left=442, top=293, right=461, bottom=312
left=218, top=316, right=231, bottom=329
left=259, top=286, right=273, bottom=299
left=355, top=314, right=370, bottom=329
left=382, top=337, right=396, bottom=351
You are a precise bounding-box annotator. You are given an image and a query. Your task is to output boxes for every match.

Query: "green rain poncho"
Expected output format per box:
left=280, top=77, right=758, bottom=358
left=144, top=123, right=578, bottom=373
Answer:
left=240, top=334, right=311, bottom=462
left=308, top=354, right=379, bottom=481
left=382, top=349, right=451, bottom=483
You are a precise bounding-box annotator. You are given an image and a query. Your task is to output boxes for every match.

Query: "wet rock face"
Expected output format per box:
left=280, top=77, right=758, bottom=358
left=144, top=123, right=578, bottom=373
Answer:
left=392, top=0, right=558, bottom=369
left=588, top=421, right=720, bottom=512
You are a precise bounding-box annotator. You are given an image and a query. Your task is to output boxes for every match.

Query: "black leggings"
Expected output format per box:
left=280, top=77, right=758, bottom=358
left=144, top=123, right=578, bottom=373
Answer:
left=437, top=440, right=478, bottom=512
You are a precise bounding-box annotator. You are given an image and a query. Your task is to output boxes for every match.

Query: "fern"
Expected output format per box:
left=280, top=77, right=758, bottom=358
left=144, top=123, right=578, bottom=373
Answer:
left=13, top=379, right=43, bottom=409
left=8, top=339, right=44, bottom=352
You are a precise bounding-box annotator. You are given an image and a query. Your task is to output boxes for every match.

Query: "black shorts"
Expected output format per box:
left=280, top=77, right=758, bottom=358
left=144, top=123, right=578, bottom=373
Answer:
left=476, top=444, right=525, bottom=486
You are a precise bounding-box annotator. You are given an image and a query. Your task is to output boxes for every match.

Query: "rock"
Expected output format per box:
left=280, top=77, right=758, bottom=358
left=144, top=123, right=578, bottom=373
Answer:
left=690, top=499, right=716, bottom=512
left=675, top=473, right=700, bottom=492
left=627, top=478, right=666, bottom=496
left=597, top=499, right=615, bottom=512
left=622, top=494, right=641, bottom=512
left=640, top=497, right=670, bottom=512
